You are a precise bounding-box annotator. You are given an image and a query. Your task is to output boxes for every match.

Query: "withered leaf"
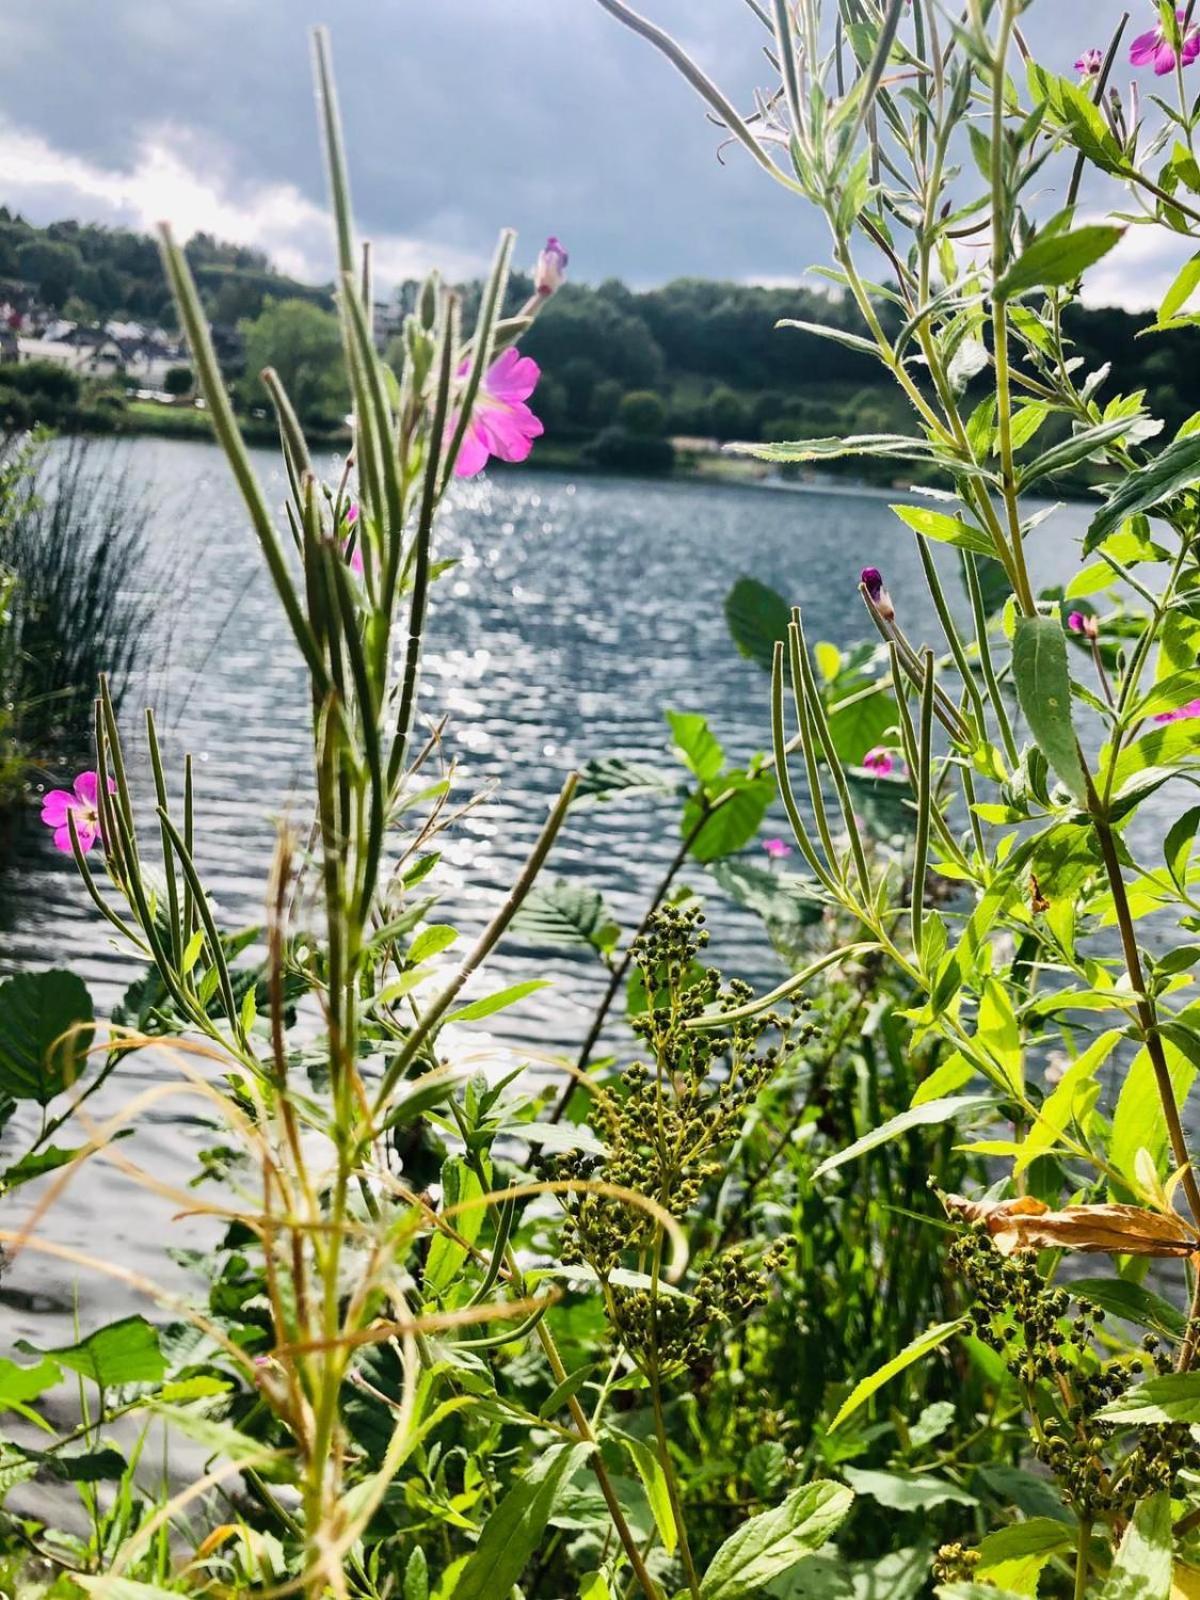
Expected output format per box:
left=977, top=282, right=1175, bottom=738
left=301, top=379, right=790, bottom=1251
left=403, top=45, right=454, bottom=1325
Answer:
left=943, top=1193, right=1196, bottom=1257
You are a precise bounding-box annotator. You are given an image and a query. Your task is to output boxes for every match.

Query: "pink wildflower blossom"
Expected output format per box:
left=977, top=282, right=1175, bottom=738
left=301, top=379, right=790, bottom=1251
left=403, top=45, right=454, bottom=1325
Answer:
left=1075, top=47, right=1104, bottom=76
left=534, top=237, right=568, bottom=298
left=1130, top=10, right=1200, bottom=74
left=762, top=837, right=792, bottom=859
left=40, top=771, right=116, bottom=855
left=1067, top=610, right=1099, bottom=639
left=863, top=747, right=897, bottom=776
left=1154, top=698, right=1200, bottom=724
left=453, top=348, right=544, bottom=478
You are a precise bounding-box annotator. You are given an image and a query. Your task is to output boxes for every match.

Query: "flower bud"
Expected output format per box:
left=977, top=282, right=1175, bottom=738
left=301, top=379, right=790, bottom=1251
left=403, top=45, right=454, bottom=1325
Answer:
left=535, top=236, right=568, bottom=297
left=1075, top=46, right=1103, bottom=77
left=1067, top=610, right=1098, bottom=640
left=860, top=566, right=895, bottom=622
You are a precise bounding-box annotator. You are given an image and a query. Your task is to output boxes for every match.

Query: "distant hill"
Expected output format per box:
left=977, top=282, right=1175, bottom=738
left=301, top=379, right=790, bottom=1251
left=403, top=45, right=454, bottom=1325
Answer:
left=2, top=207, right=1197, bottom=474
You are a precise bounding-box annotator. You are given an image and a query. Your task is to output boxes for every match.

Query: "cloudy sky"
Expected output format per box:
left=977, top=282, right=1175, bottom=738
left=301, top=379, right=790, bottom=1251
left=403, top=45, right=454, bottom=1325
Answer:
left=0, top=1, right=1184, bottom=308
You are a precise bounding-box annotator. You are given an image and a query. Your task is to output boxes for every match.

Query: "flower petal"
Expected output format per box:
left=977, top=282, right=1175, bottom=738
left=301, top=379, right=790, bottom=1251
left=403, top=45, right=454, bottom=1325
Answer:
left=1130, top=26, right=1161, bottom=63
left=73, top=770, right=99, bottom=806
left=41, top=789, right=75, bottom=826
left=485, top=348, right=541, bottom=404
left=453, top=421, right=493, bottom=478
left=1155, top=38, right=1179, bottom=72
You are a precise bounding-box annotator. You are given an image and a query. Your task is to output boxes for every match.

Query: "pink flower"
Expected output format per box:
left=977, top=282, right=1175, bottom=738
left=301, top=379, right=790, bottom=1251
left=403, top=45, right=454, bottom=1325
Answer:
left=534, top=236, right=568, bottom=298
left=863, top=747, right=897, bottom=776
left=860, top=566, right=895, bottom=622
left=341, top=501, right=362, bottom=576
left=1154, top=698, right=1200, bottom=723
left=1130, top=10, right=1200, bottom=74
left=452, top=348, right=544, bottom=478
left=40, top=770, right=116, bottom=855
left=1075, top=46, right=1104, bottom=76
left=762, top=837, right=792, bottom=859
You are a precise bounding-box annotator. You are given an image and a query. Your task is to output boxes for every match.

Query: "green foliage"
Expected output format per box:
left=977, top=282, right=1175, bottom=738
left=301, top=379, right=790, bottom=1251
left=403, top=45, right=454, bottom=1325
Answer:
left=238, top=296, right=347, bottom=423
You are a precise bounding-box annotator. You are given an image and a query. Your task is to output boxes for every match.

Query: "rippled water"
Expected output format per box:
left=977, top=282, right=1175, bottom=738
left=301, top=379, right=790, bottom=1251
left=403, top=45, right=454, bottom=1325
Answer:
left=0, top=436, right=1100, bottom=1337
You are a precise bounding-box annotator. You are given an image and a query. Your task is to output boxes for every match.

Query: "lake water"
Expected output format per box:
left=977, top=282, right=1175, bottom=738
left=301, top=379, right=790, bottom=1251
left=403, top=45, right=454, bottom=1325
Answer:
left=0, top=436, right=1104, bottom=1339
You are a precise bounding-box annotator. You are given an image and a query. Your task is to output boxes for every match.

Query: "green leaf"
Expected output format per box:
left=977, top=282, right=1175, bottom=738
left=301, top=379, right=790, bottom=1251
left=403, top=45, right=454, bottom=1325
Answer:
left=1165, top=805, right=1200, bottom=892
left=450, top=1441, right=592, bottom=1600
left=994, top=224, right=1123, bottom=299
left=936, top=1588, right=1026, bottom=1600
left=828, top=1321, right=964, bottom=1433
left=775, top=318, right=880, bottom=356
left=1019, top=418, right=1132, bottom=489
left=17, top=1314, right=165, bottom=1387
left=425, top=1158, right=485, bottom=1295
left=1070, top=1278, right=1186, bottom=1341
left=842, top=1466, right=977, bottom=1510
left=575, top=756, right=678, bottom=803
left=1013, top=1028, right=1118, bottom=1173
left=0, top=1356, right=62, bottom=1409
left=1099, top=1371, right=1200, bottom=1425
left=666, top=710, right=725, bottom=786
left=612, top=1428, right=677, bottom=1554
left=538, top=1364, right=596, bottom=1420
left=0, top=969, right=95, bottom=1104
left=404, top=1547, right=430, bottom=1600
left=977, top=978, right=1023, bottom=1095
left=445, top=980, right=549, bottom=1025
left=75, top=1581, right=185, bottom=1600
left=727, top=434, right=939, bottom=465
left=814, top=1096, right=990, bottom=1180
left=708, top=860, right=824, bottom=949
left=911, top=1052, right=973, bottom=1107
left=409, top=924, right=459, bottom=964
left=1086, top=433, right=1200, bottom=551
left=684, top=772, right=775, bottom=863
left=699, top=1480, right=854, bottom=1600
left=725, top=576, right=791, bottom=674
left=1111, top=1024, right=1196, bottom=1188
left=1, top=1143, right=89, bottom=1190
left=974, top=1517, right=1075, bottom=1593
left=511, top=880, right=618, bottom=956
left=890, top=503, right=995, bottom=557
left=1012, top=615, right=1089, bottom=803
left=1100, top=1491, right=1171, bottom=1599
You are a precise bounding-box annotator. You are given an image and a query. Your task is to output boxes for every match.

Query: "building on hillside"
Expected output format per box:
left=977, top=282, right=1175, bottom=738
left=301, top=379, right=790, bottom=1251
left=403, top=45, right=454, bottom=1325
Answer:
left=373, top=298, right=406, bottom=351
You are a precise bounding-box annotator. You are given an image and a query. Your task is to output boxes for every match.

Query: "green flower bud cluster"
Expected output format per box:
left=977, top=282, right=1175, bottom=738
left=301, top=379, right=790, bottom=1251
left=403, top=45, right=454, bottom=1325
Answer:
left=950, top=1226, right=1199, bottom=1518
left=932, top=1543, right=981, bottom=1584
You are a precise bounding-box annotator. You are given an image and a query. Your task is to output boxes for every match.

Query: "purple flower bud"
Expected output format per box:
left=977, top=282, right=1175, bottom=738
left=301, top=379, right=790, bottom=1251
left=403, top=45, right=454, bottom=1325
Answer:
left=535, top=236, right=568, bottom=297
left=1067, top=610, right=1098, bottom=639
left=860, top=566, right=895, bottom=622
left=1075, top=46, right=1103, bottom=77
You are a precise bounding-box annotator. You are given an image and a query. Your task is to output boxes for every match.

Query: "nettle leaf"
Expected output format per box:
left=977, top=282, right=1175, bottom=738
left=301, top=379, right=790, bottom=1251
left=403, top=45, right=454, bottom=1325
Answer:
left=725, top=575, right=791, bottom=674
left=698, top=1480, right=853, bottom=1600
left=891, top=502, right=994, bottom=557
left=1099, top=1371, right=1200, bottom=1425
left=511, top=880, right=618, bottom=956
left=666, top=709, right=725, bottom=786
left=575, top=756, right=678, bottom=804
left=708, top=859, right=825, bottom=946
left=1071, top=1277, right=1186, bottom=1341
left=1086, top=432, right=1200, bottom=552
left=842, top=1466, right=976, bottom=1511
left=0, top=969, right=95, bottom=1104
left=828, top=1320, right=964, bottom=1433
left=0, top=1356, right=62, bottom=1409
left=450, top=1441, right=592, bottom=1600
left=994, top=224, right=1123, bottom=299
left=974, top=1517, right=1075, bottom=1593
left=1100, top=1490, right=1171, bottom=1599
left=1012, top=615, right=1089, bottom=804
left=17, top=1315, right=165, bottom=1387
left=684, top=773, right=775, bottom=863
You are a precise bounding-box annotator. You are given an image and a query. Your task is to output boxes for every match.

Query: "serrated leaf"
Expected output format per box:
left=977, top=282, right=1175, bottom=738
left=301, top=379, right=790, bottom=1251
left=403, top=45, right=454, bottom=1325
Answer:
left=612, top=1428, right=677, bottom=1554
left=17, top=1314, right=165, bottom=1387
left=725, top=575, right=791, bottom=674
left=511, top=880, right=618, bottom=955
left=1071, top=1277, right=1186, bottom=1341
left=1099, top=1371, right=1200, bottom=1425
left=666, top=709, right=725, bottom=786
left=699, top=1480, right=853, bottom=1600
left=1101, top=1490, right=1171, bottom=1599
left=1012, top=615, right=1088, bottom=803
left=1086, top=433, right=1200, bottom=552
left=0, top=969, right=95, bottom=1103
left=975, top=1517, right=1074, bottom=1592
left=842, top=1466, right=977, bottom=1510
left=995, top=225, right=1123, bottom=298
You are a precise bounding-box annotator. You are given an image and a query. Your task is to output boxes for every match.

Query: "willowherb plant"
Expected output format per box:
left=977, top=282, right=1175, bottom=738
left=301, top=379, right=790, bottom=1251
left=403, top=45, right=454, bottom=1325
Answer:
left=594, top=0, right=1200, bottom=1591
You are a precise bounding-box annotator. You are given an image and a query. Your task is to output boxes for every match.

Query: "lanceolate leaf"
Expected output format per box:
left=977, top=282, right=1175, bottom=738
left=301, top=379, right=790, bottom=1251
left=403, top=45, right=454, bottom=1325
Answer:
left=1012, top=615, right=1089, bottom=804
left=829, top=1321, right=964, bottom=1433
left=891, top=502, right=995, bottom=557
left=698, top=1480, right=853, bottom=1600
left=1086, top=432, right=1200, bottom=551
left=814, top=1096, right=991, bottom=1180
left=450, top=1441, right=591, bottom=1600
left=611, top=1427, right=677, bottom=1554
left=994, top=224, right=1123, bottom=299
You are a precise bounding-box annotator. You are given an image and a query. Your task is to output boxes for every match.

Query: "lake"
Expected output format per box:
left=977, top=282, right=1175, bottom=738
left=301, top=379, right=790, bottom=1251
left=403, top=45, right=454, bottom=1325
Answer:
left=0, top=435, right=1103, bottom=1339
